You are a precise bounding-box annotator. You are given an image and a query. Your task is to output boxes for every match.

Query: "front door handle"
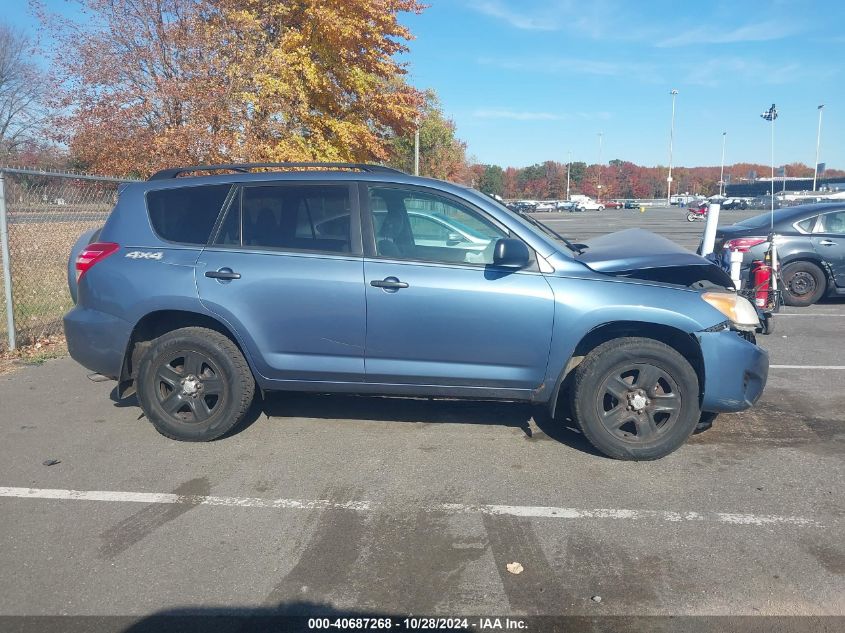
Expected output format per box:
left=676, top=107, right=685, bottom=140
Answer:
left=205, top=269, right=241, bottom=280
left=370, top=277, right=409, bottom=291
left=818, top=240, right=836, bottom=246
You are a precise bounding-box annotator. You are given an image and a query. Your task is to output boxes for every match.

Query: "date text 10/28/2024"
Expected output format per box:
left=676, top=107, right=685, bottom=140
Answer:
left=308, top=617, right=528, bottom=630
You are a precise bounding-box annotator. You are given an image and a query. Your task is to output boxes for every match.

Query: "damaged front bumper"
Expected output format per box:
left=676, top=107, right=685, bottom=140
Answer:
left=697, top=329, right=769, bottom=413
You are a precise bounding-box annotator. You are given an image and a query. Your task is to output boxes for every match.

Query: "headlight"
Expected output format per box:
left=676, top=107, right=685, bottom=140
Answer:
left=701, top=292, right=760, bottom=331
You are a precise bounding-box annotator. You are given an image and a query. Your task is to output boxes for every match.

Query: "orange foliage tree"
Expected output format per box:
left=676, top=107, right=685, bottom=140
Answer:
left=37, top=0, right=424, bottom=177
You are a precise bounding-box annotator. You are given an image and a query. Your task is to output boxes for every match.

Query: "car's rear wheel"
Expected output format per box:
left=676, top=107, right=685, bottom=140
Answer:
left=781, top=261, right=826, bottom=307
left=136, top=327, right=255, bottom=441
left=571, top=337, right=700, bottom=460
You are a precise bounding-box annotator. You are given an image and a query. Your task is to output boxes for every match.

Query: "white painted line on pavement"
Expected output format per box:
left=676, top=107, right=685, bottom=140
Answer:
left=770, top=365, right=845, bottom=370
left=775, top=313, right=845, bottom=317
left=0, top=486, right=822, bottom=528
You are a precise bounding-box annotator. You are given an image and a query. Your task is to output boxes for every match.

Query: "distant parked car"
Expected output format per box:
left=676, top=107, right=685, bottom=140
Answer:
left=720, top=198, right=748, bottom=210
left=535, top=201, right=557, bottom=212
left=709, top=203, right=845, bottom=306
left=624, top=200, right=641, bottom=209
left=603, top=200, right=624, bottom=209
left=571, top=196, right=605, bottom=211
left=555, top=200, right=580, bottom=212
left=509, top=201, right=538, bottom=214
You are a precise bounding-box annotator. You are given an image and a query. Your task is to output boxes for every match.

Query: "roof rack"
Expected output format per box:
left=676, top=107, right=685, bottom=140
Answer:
left=148, top=162, right=405, bottom=181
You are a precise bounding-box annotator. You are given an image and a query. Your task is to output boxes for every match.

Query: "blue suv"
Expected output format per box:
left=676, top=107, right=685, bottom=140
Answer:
left=64, top=163, right=768, bottom=460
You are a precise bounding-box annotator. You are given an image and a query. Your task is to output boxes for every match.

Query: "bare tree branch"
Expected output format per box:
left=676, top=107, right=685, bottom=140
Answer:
left=0, top=23, right=45, bottom=158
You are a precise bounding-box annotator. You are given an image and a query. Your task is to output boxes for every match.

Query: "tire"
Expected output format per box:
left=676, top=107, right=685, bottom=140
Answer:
left=571, top=337, right=701, bottom=460
left=781, top=261, right=826, bottom=307
left=687, top=212, right=696, bottom=222
left=136, top=327, right=256, bottom=441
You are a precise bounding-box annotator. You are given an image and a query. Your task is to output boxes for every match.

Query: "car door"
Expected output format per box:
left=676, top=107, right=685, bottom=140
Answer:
left=361, top=183, right=555, bottom=392
left=196, top=181, right=366, bottom=384
left=811, top=209, right=845, bottom=287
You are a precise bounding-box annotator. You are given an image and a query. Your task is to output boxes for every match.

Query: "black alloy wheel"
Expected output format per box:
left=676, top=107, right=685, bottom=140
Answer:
left=595, top=363, right=681, bottom=443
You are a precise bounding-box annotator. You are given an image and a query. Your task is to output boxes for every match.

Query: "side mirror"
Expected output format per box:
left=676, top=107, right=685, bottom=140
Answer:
left=493, top=238, right=530, bottom=268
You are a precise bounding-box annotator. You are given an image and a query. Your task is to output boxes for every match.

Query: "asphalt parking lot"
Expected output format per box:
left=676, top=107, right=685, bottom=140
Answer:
left=0, top=206, right=843, bottom=622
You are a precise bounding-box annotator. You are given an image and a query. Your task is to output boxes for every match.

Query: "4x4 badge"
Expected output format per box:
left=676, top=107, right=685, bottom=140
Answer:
left=125, top=251, right=164, bottom=260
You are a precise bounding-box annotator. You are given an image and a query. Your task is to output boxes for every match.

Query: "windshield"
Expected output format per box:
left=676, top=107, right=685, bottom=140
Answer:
left=473, top=190, right=583, bottom=254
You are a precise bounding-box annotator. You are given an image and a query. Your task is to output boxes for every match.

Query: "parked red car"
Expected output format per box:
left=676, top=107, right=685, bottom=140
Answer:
left=603, top=200, right=624, bottom=209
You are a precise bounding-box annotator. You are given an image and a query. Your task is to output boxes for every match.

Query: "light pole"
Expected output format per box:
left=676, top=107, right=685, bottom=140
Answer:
left=667, top=89, right=678, bottom=205
left=719, top=131, right=727, bottom=197
left=566, top=150, right=572, bottom=200
left=597, top=132, right=603, bottom=200
left=813, top=104, right=824, bottom=192
left=414, top=119, right=420, bottom=176
left=760, top=104, right=778, bottom=229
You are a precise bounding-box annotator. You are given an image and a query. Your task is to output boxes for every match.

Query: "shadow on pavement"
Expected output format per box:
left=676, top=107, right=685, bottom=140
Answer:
left=109, top=377, right=605, bottom=457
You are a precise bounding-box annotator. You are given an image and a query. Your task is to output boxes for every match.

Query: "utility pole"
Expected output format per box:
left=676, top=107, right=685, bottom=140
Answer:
left=719, top=131, right=727, bottom=197
left=597, top=132, right=603, bottom=200
left=813, top=104, right=824, bottom=192
left=566, top=150, right=572, bottom=200
left=760, top=104, right=778, bottom=229
left=414, top=120, right=420, bottom=176
left=667, top=89, right=678, bottom=205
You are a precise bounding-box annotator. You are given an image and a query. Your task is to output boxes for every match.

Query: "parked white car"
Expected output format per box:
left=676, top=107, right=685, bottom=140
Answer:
left=571, top=195, right=605, bottom=211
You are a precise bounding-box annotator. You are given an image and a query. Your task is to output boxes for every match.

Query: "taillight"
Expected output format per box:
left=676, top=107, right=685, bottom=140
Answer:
left=76, top=242, right=119, bottom=281
left=724, top=237, right=766, bottom=252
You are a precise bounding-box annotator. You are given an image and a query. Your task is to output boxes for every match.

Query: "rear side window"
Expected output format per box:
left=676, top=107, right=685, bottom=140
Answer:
left=147, top=185, right=231, bottom=245
left=795, top=216, right=816, bottom=233
left=235, top=184, right=352, bottom=253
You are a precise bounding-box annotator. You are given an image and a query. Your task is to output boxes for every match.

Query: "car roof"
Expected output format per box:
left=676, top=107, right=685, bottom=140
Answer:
left=737, top=202, right=845, bottom=228
left=131, top=167, right=472, bottom=196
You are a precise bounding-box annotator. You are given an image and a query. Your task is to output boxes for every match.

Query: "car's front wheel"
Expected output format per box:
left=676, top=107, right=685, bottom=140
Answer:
left=136, top=327, right=256, bottom=441
left=571, top=337, right=700, bottom=460
left=781, top=261, right=826, bottom=307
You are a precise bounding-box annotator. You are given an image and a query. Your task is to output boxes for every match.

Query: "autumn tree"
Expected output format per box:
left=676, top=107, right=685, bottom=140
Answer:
left=38, top=0, right=424, bottom=176
left=386, top=89, right=468, bottom=181
left=0, top=23, right=44, bottom=159
left=476, top=164, right=504, bottom=196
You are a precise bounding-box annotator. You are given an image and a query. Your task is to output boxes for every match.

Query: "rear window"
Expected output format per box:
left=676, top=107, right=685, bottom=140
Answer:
left=146, top=185, right=231, bottom=245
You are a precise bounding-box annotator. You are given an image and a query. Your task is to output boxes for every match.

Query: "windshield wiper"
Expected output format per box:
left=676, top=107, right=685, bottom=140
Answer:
left=520, top=213, right=585, bottom=254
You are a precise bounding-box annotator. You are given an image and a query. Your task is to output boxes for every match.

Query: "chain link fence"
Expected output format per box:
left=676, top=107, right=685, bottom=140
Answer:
left=0, top=168, right=138, bottom=352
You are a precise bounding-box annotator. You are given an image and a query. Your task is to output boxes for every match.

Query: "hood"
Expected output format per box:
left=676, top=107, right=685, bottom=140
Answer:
left=576, top=228, right=734, bottom=290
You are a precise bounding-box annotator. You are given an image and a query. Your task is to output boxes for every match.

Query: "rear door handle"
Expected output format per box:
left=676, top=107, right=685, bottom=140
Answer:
left=818, top=240, right=836, bottom=246
left=205, top=269, right=241, bottom=280
left=370, top=277, right=409, bottom=290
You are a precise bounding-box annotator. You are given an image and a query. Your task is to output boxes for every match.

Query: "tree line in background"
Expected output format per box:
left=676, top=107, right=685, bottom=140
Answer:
left=0, top=1, right=840, bottom=191
left=467, top=160, right=845, bottom=201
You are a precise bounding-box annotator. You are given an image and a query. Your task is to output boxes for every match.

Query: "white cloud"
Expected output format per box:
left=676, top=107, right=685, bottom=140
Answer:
left=657, top=20, right=802, bottom=47
left=472, top=109, right=612, bottom=122
left=477, top=56, right=660, bottom=82
left=686, top=57, right=806, bottom=87
left=466, top=0, right=562, bottom=31
left=473, top=109, right=566, bottom=121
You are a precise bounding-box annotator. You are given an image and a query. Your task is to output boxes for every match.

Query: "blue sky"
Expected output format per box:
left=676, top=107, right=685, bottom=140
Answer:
left=400, top=0, right=843, bottom=168
left=7, top=0, right=844, bottom=168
